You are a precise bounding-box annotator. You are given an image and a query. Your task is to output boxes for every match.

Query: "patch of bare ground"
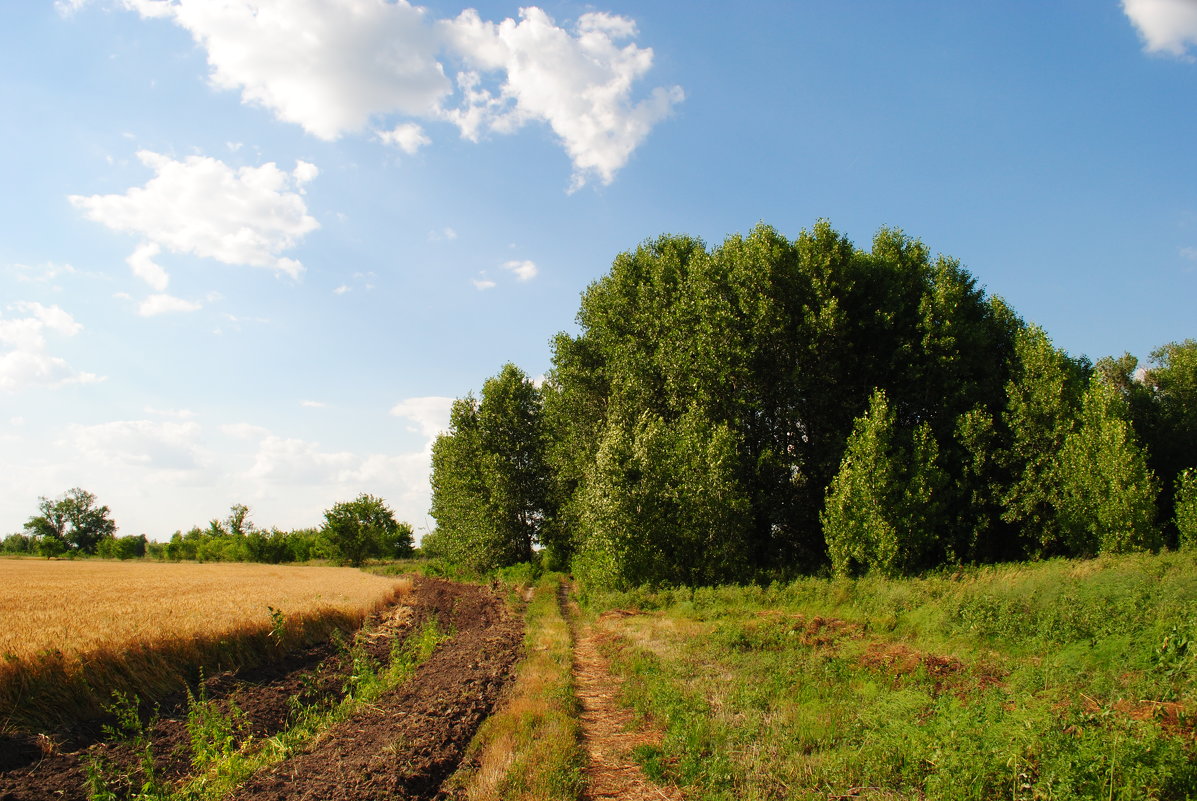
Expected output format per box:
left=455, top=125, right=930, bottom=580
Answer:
left=563, top=590, right=683, bottom=801
left=235, top=577, right=522, bottom=801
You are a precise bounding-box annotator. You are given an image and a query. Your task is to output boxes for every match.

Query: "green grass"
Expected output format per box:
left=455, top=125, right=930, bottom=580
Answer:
left=586, top=551, right=1197, bottom=800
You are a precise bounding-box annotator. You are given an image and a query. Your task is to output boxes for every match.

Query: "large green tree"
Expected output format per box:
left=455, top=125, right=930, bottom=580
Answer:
left=546, top=222, right=1019, bottom=587
left=430, top=364, right=551, bottom=572
left=321, top=493, right=411, bottom=567
left=23, top=487, right=117, bottom=555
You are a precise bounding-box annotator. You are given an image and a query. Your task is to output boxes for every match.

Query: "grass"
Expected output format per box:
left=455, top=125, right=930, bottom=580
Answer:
left=585, top=551, right=1197, bottom=800
left=445, top=571, right=586, bottom=801
left=0, top=560, right=409, bottom=733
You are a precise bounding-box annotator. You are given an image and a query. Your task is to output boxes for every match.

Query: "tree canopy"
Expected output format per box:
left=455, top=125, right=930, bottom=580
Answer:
left=430, top=221, right=1190, bottom=588
left=23, top=488, right=117, bottom=555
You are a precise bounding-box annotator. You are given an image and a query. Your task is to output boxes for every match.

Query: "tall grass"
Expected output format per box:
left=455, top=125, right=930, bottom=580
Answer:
left=588, top=551, right=1197, bottom=800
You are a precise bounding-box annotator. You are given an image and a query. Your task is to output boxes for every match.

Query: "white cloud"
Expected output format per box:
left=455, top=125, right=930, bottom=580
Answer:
left=138, top=293, right=202, bottom=316
left=442, top=8, right=684, bottom=189
left=333, top=284, right=351, bottom=295
left=1181, top=245, right=1197, bottom=261
left=390, top=396, right=454, bottom=440
left=65, top=419, right=205, bottom=471
left=293, top=159, right=319, bottom=186
left=114, top=1, right=679, bottom=187
left=9, top=262, right=77, bottom=286
left=69, top=151, right=319, bottom=279
left=502, top=259, right=538, bottom=281
left=300, top=399, right=327, bottom=408
left=127, top=241, right=170, bottom=291
left=378, top=122, right=431, bottom=153
left=1123, top=0, right=1197, bottom=58
left=0, top=302, right=102, bottom=392
left=472, top=277, right=496, bottom=290
left=124, top=0, right=451, bottom=139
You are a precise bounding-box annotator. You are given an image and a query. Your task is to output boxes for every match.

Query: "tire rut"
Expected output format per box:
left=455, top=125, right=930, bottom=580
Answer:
left=560, top=584, right=684, bottom=801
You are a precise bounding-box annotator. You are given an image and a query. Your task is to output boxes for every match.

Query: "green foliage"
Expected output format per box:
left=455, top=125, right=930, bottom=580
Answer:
left=1176, top=469, right=1197, bottom=550
left=822, top=390, right=947, bottom=577
left=320, top=493, right=411, bottom=567
left=97, top=534, right=148, bottom=560
left=430, top=363, right=551, bottom=572
left=1056, top=376, right=1160, bottom=554
left=24, top=487, right=117, bottom=555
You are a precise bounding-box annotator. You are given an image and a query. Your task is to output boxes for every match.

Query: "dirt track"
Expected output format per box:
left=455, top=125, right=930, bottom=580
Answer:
left=0, top=576, right=523, bottom=801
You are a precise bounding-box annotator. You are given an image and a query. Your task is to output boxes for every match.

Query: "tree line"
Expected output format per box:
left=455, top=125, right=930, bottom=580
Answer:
left=427, top=221, right=1197, bottom=588
left=0, top=491, right=414, bottom=567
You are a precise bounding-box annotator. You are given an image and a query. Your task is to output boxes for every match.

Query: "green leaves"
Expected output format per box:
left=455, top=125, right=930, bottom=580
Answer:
left=320, top=493, right=409, bottom=567
left=23, top=487, right=117, bottom=555
left=429, top=364, right=550, bottom=572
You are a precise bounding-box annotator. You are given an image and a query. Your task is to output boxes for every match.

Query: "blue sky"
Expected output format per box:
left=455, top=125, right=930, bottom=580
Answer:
left=1, top=0, right=1194, bottom=540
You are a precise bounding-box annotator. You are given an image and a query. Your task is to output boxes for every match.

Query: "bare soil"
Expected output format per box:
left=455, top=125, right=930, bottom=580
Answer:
left=0, top=576, right=522, bottom=801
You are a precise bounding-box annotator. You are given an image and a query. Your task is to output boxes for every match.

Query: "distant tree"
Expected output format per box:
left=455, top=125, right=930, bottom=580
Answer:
left=23, top=488, right=117, bottom=555
left=97, top=534, right=148, bottom=560
left=321, top=493, right=410, bottom=567
left=1175, top=469, right=1197, bottom=550
left=0, top=532, right=33, bottom=554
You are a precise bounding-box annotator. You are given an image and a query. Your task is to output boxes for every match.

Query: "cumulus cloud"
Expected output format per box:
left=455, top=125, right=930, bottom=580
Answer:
left=139, top=294, right=202, bottom=316
left=0, top=302, right=102, bottom=392
left=502, top=259, right=538, bottom=281
left=69, top=150, right=319, bottom=279
left=123, top=0, right=450, bottom=139
left=442, top=8, right=684, bottom=188
left=127, top=242, right=169, bottom=290
left=390, top=396, right=454, bottom=440
left=1123, top=0, right=1197, bottom=58
left=472, top=276, right=496, bottom=290
left=378, top=122, right=431, bottom=153
left=65, top=418, right=205, bottom=471
left=113, top=1, right=679, bottom=187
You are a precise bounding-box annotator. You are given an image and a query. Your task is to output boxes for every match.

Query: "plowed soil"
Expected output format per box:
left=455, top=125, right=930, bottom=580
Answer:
left=0, top=576, right=522, bottom=801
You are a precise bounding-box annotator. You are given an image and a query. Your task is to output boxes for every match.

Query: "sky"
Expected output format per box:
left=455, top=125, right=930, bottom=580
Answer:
left=1, top=0, right=1195, bottom=542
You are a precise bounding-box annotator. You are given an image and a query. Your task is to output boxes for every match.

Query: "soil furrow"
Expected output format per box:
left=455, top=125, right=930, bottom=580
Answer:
left=233, top=577, right=523, bottom=801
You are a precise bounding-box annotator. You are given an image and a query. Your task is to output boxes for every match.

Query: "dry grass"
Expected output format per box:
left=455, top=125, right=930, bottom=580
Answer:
left=450, top=573, right=585, bottom=801
left=0, top=560, right=408, bottom=660
left=0, top=559, right=411, bottom=734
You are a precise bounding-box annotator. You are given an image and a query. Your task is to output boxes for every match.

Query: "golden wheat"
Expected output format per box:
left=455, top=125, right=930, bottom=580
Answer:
left=0, top=559, right=408, bottom=660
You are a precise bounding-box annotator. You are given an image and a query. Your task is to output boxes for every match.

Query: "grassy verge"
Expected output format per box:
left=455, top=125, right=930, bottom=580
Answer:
left=445, top=572, right=585, bottom=801
left=586, top=551, right=1197, bottom=800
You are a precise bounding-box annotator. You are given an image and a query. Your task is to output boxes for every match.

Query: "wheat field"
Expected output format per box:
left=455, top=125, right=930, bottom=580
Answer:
left=0, top=559, right=410, bottom=661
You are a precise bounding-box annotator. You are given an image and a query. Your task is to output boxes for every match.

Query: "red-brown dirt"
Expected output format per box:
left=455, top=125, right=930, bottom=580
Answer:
left=0, top=576, right=522, bottom=801
left=566, top=591, right=684, bottom=801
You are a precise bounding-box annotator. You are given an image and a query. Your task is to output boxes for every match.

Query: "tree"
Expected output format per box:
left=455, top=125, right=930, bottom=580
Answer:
left=321, top=494, right=410, bottom=567
left=430, top=364, right=551, bottom=572
left=999, top=325, right=1090, bottom=557
left=1055, top=376, right=1160, bottom=555
left=821, top=389, right=946, bottom=577
left=1176, top=469, right=1197, bottom=550
left=23, top=488, right=117, bottom=555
